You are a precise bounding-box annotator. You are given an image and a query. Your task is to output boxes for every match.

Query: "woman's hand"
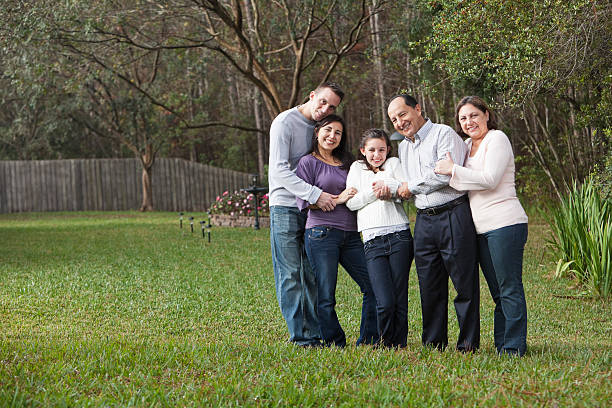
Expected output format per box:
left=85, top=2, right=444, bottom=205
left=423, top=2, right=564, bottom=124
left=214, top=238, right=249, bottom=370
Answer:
left=434, top=152, right=454, bottom=175
left=336, top=187, right=357, bottom=204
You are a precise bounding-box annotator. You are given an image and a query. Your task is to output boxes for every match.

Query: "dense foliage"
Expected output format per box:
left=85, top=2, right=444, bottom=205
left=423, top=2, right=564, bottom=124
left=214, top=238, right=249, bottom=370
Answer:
left=1, top=0, right=610, bottom=205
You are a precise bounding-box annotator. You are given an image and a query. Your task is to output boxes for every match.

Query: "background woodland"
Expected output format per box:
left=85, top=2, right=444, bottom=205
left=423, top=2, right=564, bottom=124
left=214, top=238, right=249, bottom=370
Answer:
left=1, top=0, right=610, bottom=209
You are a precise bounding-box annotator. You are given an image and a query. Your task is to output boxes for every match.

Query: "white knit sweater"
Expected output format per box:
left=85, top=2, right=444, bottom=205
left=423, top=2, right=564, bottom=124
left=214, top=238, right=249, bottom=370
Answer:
left=345, top=157, right=410, bottom=233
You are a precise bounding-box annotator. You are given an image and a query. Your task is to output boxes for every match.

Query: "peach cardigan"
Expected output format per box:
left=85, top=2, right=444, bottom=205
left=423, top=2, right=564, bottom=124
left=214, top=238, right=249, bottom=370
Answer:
left=450, top=130, right=528, bottom=234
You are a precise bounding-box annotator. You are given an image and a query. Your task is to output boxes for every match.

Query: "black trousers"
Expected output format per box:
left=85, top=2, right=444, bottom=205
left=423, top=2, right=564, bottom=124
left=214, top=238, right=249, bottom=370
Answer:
left=414, top=200, right=480, bottom=351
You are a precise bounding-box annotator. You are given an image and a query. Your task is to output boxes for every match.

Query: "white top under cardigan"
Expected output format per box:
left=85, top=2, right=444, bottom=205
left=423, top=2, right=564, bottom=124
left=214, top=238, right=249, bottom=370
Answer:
left=450, top=129, right=528, bottom=234
left=345, top=157, right=410, bottom=241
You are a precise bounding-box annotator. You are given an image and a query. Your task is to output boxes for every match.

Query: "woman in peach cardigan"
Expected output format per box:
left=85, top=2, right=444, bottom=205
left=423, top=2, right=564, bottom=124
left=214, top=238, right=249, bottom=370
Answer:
left=435, top=96, right=528, bottom=356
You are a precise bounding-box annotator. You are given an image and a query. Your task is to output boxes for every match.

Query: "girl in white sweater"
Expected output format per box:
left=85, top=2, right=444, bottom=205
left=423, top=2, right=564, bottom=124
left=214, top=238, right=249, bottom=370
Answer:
left=346, top=129, right=414, bottom=348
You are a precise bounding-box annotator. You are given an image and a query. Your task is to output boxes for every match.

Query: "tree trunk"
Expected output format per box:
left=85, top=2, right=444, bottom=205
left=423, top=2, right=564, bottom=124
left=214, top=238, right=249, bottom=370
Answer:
left=254, top=94, right=265, bottom=180
left=369, top=0, right=387, bottom=131
left=139, top=146, right=155, bottom=211
left=244, top=0, right=266, bottom=180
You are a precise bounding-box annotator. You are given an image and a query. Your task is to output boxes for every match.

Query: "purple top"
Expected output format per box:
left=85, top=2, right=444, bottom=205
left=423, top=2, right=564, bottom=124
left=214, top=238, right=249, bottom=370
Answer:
left=296, top=154, right=358, bottom=231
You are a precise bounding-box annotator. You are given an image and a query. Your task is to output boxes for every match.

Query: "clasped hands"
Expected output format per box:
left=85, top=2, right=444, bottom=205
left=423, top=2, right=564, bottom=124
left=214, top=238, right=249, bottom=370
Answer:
left=315, top=187, right=357, bottom=211
left=373, top=180, right=412, bottom=200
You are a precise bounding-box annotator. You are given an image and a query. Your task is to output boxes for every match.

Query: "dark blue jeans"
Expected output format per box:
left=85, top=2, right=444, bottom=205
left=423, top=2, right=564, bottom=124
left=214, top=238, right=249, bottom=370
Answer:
left=478, top=223, right=528, bottom=356
left=364, top=229, right=414, bottom=348
left=305, top=226, right=378, bottom=347
left=270, top=206, right=320, bottom=346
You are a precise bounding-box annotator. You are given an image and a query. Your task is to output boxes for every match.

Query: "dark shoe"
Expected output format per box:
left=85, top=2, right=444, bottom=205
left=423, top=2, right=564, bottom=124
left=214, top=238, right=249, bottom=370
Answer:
left=298, top=342, right=323, bottom=349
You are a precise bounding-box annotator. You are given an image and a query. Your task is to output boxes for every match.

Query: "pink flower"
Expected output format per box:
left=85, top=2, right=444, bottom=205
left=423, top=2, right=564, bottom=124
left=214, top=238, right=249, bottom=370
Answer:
left=223, top=191, right=229, bottom=196
left=243, top=199, right=248, bottom=204
left=216, top=196, right=221, bottom=201
left=230, top=211, right=234, bottom=216
left=227, top=201, right=232, bottom=205
left=257, top=206, right=262, bottom=210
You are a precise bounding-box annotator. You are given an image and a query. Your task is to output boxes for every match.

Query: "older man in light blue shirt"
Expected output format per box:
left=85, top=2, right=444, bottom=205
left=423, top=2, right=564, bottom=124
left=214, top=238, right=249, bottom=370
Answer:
left=388, top=94, right=480, bottom=352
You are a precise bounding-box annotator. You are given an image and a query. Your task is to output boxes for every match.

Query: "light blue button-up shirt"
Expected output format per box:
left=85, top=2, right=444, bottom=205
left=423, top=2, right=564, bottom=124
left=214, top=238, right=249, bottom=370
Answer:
left=398, top=119, right=468, bottom=209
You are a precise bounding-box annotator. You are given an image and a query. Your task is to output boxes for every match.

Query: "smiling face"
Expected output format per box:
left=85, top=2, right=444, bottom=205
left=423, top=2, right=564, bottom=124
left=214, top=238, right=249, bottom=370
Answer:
left=307, top=87, right=341, bottom=122
left=457, top=103, right=489, bottom=141
left=387, top=97, right=426, bottom=141
left=316, top=121, right=343, bottom=154
left=360, top=137, right=389, bottom=171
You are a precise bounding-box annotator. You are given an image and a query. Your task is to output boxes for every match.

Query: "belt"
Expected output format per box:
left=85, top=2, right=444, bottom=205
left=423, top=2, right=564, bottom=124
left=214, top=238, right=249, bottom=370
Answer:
left=416, top=195, right=468, bottom=216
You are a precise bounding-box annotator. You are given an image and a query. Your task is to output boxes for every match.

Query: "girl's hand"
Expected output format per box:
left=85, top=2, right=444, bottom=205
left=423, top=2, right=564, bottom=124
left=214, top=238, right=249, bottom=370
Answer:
left=336, top=187, right=357, bottom=204
left=372, top=180, right=391, bottom=199
left=434, top=152, right=454, bottom=175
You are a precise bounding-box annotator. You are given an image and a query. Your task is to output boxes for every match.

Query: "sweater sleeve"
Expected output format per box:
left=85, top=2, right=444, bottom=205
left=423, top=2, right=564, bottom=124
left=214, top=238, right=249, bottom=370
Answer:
left=450, top=130, right=512, bottom=191
left=383, top=158, right=407, bottom=195
left=295, top=156, right=316, bottom=211
left=346, top=162, right=377, bottom=211
left=268, top=119, right=322, bottom=204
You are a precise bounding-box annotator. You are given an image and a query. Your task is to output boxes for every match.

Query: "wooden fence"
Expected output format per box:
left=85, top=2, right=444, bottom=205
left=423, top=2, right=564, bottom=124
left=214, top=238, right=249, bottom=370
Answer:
left=0, top=158, right=252, bottom=213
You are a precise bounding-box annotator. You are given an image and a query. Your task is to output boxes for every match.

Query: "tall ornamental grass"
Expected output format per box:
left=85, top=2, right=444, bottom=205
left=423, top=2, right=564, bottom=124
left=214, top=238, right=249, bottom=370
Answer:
left=548, top=178, right=612, bottom=298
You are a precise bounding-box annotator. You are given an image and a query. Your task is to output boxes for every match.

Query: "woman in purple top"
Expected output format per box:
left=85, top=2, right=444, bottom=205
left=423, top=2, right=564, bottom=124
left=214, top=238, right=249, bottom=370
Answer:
left=296, top=115, right=378, bottom=347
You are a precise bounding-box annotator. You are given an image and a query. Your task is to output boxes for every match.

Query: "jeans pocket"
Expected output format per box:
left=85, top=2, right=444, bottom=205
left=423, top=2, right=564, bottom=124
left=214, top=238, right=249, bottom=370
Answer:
left=395, top=229, right=413, bottom=242
left=307, top=226, right=329, bottom=240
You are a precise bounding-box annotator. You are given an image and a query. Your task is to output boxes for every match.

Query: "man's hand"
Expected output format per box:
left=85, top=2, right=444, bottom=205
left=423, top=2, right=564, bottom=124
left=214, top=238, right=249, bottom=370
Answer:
left=372, top=180, right=391, bottom=200
left=316, top=191, right=338, bottom=212
left=397, top=182, right=412, bottom=199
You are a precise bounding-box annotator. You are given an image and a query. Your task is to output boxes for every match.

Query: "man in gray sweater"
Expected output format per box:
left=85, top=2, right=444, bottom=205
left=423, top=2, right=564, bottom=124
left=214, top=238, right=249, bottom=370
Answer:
left=268, top=82, right=344, bottom=347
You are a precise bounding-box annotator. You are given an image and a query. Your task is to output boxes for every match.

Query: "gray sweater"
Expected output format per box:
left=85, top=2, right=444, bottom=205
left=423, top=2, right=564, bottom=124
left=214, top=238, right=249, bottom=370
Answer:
left=268, top=107, right=322, bottom=207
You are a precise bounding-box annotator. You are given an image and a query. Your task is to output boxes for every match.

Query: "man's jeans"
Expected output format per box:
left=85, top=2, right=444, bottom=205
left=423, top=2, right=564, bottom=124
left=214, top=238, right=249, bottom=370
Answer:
left=478, top=223, right=528, bottom=356
left=270, top=206, right=320, bottom=345
left=305, top=226, right=378, bottom=347
left=364, top=229, right=414, bottom=348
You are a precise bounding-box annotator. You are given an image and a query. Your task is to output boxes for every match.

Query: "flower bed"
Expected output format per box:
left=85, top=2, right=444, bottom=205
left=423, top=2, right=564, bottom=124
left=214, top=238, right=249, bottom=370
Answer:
left=208, top=190, right=270, bottom=228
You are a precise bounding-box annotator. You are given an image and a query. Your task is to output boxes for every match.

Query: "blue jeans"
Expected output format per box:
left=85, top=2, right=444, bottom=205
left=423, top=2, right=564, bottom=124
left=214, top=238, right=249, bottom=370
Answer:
left=270, top=206, right=321, bottom=346
left=364, top=229, right=414, bottom=348
left=478, top=223, right=528, bottom=356
left=305, top=226, right=378, bottom=347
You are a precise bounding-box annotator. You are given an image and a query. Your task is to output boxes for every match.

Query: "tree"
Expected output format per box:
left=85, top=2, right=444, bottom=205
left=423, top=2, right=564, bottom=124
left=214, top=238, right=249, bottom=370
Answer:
left=423, top=0, right=611, bottom=198
left=54, top=0, right=389, bottom=179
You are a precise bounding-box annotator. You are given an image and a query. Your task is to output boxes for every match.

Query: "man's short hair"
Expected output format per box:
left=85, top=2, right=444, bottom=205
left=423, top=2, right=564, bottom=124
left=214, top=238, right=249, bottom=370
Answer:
left=315, top=81, right=345, bottom=102
left=388, top=94, right=419, bottom=109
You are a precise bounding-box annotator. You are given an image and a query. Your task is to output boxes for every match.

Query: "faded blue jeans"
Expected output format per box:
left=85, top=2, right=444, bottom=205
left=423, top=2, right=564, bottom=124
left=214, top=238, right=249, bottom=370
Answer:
left=270, top=206, right=321, bottom=346
left=305, top=226, right=378, bottom=347
left=478, top=223, right=528, bottom=356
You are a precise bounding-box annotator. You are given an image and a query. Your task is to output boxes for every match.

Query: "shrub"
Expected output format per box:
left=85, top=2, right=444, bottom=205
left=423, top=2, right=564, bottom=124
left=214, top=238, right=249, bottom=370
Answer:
left=548, top=178, right=611, bottom=299
left=208, top=190, right=269, bottom=217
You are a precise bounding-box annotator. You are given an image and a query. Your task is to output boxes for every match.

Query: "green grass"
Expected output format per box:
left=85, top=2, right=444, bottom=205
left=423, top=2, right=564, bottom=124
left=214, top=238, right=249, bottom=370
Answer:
left=0, top=212, right=610, bottom=407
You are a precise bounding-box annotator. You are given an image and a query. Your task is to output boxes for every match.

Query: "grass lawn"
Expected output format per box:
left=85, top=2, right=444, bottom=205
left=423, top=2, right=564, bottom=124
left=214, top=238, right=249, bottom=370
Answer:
left=0, top=211, right=610, bottom=406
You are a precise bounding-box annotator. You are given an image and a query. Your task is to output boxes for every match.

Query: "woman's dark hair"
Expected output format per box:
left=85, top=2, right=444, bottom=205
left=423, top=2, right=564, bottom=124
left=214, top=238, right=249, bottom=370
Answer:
left=310, top=114, right=354, bottom=170
left=455, top=96, right=498, bottom=138
left=358, top=128, right=392, bottom=172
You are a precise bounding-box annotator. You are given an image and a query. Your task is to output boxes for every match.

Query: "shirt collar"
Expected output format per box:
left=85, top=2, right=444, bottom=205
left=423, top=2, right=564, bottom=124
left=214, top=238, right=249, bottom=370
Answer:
left=414, top=119, right=432, bottom=142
